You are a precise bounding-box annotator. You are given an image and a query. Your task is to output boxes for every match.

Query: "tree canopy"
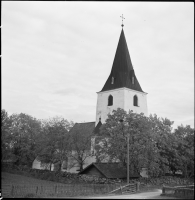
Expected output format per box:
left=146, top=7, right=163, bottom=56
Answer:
left=1, top=108, right=194, bottom=177
left=94, top=108, right=194, bottom=177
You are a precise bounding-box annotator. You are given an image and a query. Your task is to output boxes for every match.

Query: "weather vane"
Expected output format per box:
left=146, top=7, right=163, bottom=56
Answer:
left=120, top=14, right=125, bottom=27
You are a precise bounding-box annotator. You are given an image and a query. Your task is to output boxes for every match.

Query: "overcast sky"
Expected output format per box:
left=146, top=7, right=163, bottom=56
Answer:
left=2, top=1, right=194, bottom=129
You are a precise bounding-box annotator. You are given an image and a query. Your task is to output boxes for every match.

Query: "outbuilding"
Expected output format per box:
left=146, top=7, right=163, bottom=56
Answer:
left=79, top=163, right=140, bottom=179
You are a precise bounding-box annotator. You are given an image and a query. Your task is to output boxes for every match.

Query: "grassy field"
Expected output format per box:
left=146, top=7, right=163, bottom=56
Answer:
left=4, top=172, right=191, bottom=198
left=1, top=172, right=120, bottom=198
left=2, top=172, right=67, bottom=197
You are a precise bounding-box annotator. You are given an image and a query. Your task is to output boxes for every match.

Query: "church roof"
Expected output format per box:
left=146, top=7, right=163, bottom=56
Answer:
left=68, top=122, right=95, bottom=150
left=69, top=121, right=103, bottom=137
left=93, top=120, right=102, bottom=135
left=69, top=122, right=95, bottom=136
left=100, top=29, right=144, bottom=93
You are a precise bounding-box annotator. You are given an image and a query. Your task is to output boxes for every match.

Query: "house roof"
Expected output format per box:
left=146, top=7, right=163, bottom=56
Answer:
left=79, top=163, right=140, bottom=179
left=100, top=28, right=144, bottom=93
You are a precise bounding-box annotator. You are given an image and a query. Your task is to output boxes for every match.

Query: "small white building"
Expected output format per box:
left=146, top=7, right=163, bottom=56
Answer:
left=32, top=157, right=55, bottom=171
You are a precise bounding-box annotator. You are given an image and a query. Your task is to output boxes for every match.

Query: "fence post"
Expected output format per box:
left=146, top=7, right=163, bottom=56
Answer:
left=120, top=185, right=122, bottom=194
left=93, top=184, right=96, bottom=194
left=55, top=185, right=57, bottom=195
left=36, top=186, right=39, bottom=195
left=136, top=182, right=140, bottom=192
left=162, top=184, right=165, bottom=195
left=11, top=185, right=14, bottom=197
left=41, top=185, right=43, bottom=195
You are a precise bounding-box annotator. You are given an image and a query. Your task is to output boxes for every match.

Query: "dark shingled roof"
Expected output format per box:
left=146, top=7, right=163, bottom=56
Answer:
left=93, top=121, right=102, bottom=135
left=79, top=163, right=140, bottom=179
left=69, top=122, right=95, bottom=135
left=100, top=29, right=144, bottom=93
left=68, top=122, right=95, bottom=150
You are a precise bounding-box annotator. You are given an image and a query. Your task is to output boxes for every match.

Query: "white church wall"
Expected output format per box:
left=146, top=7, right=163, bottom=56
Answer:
left=124, top=88, right=148, bottom=116
left=96, top=88, right=125, bottom=125
left=96, top=88, right=148, bottom=125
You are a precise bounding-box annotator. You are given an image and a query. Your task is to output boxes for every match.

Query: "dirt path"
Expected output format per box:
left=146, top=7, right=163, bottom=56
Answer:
left=79, top=189, right=180, bottom=199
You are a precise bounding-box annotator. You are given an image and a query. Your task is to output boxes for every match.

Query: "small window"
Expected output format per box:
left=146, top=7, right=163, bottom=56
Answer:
left=111, top=77, right=114, bottom=84
left=108, top=95, right=113, bottom=106
left=133, top=95, right=138, bottom=106
left=132, top=76, right=134, bottom=84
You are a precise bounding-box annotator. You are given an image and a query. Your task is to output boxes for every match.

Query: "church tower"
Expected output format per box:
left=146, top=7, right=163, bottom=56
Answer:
left=95, top=26, right=148, bottom=126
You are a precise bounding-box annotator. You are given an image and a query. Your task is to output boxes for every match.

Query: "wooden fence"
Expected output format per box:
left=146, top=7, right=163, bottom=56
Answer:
left=109, top=182, right=140, bottom=195
left=161, top=185, right=194, bottom=199
left=6, top=183, right=121, bottom=198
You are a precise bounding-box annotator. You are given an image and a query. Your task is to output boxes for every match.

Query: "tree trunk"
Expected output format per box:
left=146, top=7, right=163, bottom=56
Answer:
left=58, top=162, right=62, bottom=172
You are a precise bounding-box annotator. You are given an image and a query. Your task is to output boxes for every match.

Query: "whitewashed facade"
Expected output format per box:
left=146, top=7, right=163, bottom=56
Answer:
left=95, top=87, right=148, bottom=126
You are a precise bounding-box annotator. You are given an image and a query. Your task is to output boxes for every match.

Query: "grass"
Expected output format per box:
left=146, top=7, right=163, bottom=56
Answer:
left=2, top=171, right=193, bottom=198
left=2, top=172, right=68, bottom=198
left=1, top=172, right=119, bottom=198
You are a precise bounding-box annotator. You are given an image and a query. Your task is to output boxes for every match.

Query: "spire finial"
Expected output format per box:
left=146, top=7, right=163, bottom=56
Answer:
left=120, top=14, right=125, bottom=28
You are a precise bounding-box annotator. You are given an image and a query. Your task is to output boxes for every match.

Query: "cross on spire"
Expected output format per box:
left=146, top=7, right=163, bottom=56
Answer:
left=120, top=14, right=125, bottom=27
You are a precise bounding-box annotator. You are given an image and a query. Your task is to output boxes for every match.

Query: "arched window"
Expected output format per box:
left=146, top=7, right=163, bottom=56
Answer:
left=132, top=76, right=134, bottom=84
left=108, top=95, right=113, bottom=106
left=133, top=95, right=138, bottom=106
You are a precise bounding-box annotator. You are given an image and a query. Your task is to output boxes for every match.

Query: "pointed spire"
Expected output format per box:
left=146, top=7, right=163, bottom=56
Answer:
left=100, top=29, right=144, bottom=93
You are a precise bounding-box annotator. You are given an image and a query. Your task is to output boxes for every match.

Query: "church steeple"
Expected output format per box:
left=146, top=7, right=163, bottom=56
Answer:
left=95, top=25, right=148, bottom=126
left=101, top=28, right=143, bottom=93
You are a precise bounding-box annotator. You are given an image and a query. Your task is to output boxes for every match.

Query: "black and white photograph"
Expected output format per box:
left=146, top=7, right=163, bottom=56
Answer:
left=1, top=1, right=194, bottom=199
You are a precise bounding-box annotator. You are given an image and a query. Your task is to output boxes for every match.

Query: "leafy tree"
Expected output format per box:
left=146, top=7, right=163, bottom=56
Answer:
left=8, top=113, right=42, bottom=166
left=148, top=114, right=176, bottom=176
left=173, top=125, right=194, bottom=177
left=38, top=116, right=74, bottom=171
left=1, top=109, right=13, bottom=161
left=68, top=124, right=93, bottom=172
left=95, top=108, right=162, bottom=176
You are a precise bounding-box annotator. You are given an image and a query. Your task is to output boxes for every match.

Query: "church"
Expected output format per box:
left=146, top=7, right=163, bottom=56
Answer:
left=33, top=21, right=148, bottom=176
left=66, top=22, right=148, bottom=173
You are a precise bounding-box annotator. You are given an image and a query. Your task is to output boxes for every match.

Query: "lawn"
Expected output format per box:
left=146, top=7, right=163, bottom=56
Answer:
left=2, top=172, right=67, bottom=197
left=1, top=172, right=120, bottom=198
left=2, top=172, right=193, bottom=198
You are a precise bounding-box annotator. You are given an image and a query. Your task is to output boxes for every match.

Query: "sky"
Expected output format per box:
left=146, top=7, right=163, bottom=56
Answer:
left=2, top=1, right=194, bottom=129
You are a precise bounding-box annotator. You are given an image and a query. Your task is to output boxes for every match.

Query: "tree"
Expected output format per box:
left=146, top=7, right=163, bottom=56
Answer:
left=1, top=109, right=13, bottom=161
left=8, top=113, right=42, bottom=166
left=38, top=116, right=74, bottom=171
left=68, top=124, right=93, bottom=172
left=95, top=108, right=163, bottom=177
left=148, top=114, right=176, bottom=176
left=173, top=125, right=194, bottom=177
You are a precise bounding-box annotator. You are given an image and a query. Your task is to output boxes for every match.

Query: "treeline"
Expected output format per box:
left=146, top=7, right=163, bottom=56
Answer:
left=95, top=108, right=194, bottom=178
left=1, top=108, right=194, bottom=178
left=1, top=109, right=92, bottom=171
